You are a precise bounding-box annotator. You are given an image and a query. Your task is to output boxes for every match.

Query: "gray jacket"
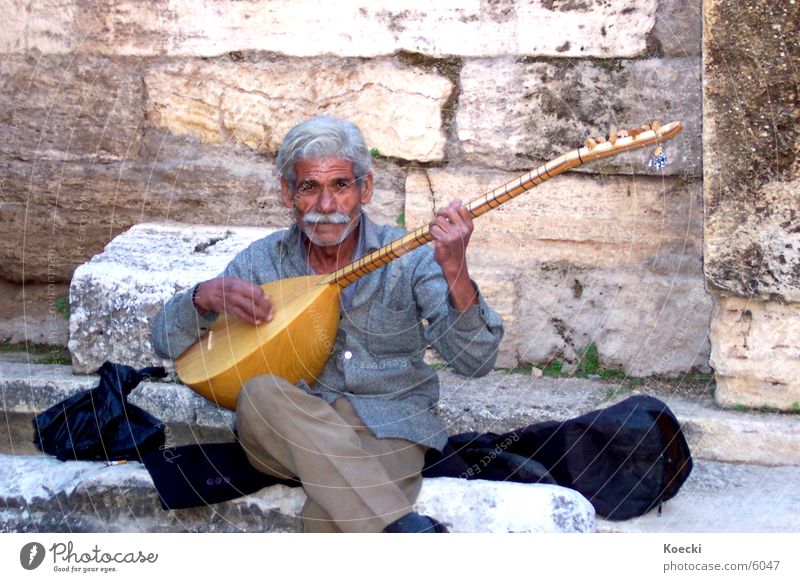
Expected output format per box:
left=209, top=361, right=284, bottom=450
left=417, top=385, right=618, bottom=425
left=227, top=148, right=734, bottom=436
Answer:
left=150, top=213, right=504, bottom=450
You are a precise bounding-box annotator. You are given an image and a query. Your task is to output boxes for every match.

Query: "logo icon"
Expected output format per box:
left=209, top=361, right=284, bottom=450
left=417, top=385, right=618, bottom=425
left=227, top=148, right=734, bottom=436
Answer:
left=20, top=542, right=46, bottom=570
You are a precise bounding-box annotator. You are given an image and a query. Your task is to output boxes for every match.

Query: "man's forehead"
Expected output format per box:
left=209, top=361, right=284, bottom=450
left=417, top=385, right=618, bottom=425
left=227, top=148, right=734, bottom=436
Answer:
left=294, top=157, right=356, bottom=179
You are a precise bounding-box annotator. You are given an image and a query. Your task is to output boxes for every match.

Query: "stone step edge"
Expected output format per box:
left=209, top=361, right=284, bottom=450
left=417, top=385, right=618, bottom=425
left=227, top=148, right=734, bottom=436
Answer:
left=0, top=454, right=595, bottom=533
left=2, top=362, right=799, bottom=467
left=4, top=453, right=798, bottom=534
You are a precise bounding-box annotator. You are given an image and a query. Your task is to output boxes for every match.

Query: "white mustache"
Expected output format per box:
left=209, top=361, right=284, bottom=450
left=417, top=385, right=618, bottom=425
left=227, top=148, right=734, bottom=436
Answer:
left=302, top=212, right=351, bottom=225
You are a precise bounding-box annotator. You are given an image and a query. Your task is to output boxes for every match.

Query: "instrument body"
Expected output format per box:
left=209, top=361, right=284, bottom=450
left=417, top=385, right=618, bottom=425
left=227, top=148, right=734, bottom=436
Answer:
left=175, top=122, right=683, bottom=409
left=175, top=275, right=340, bottom=410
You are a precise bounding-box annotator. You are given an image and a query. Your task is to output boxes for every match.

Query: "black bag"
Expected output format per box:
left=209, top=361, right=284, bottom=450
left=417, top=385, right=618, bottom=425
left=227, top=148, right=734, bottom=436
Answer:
left=33, top=362, right=167, bottom=461
left=140, top=394, right=691, bottom=520
left=141, top=443, right=298, bottom=510
left=424, top=395, right=692, bottom=520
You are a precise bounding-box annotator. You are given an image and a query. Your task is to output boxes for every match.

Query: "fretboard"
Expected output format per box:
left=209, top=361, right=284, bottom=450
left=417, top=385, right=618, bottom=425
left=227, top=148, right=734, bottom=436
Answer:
left=319, top=121, right=682, bottom=288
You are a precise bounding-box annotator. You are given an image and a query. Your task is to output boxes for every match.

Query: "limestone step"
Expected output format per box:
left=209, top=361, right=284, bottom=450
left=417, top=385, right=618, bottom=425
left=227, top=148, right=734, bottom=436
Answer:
left=1, top=452, right=795, bottom=533
left=2, top=361, right=798, bottom=467
left=596, top=460, right=800, bottom=533
left=0, top=454, right=594, bottom=533
left=2, top=361, right=798, bottom=533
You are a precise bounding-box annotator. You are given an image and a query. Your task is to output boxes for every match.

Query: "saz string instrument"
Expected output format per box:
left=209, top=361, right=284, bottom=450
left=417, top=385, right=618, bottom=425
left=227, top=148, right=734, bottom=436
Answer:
left=175, top=121, right=683, bottom=409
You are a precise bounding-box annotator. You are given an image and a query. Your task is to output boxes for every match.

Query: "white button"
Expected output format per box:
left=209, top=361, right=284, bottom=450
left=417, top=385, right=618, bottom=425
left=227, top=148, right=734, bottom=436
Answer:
left=344, top=351, right=353, bottom=360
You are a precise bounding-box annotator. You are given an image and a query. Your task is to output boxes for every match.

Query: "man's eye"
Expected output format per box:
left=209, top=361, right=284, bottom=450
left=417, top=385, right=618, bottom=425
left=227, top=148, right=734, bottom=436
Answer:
left=298, top=182, right=314, bottom=193
left=337, top=180, right=350, bottom=190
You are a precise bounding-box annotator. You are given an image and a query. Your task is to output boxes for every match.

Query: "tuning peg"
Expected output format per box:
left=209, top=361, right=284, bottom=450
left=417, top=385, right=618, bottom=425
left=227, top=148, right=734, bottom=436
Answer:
left=651, top=120, right=662, bottom=132
left=629, top=128, right=641, bottom=138
left=596, top=135, right=607, bottom=144
left=584, top=137, right=597, bottom=149
left=609, top=132, right=618, bottom=145
left=641, top=124, right=651, bottom=132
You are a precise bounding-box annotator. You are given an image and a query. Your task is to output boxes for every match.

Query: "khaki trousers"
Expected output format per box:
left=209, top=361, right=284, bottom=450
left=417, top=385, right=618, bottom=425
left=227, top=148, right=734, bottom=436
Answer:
left=235, top=374, right=427, bottom=533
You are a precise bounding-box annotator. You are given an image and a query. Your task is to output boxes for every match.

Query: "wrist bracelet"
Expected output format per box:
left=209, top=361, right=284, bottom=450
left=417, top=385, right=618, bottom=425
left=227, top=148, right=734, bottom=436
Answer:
left=191, top=283, right=201, bottom=310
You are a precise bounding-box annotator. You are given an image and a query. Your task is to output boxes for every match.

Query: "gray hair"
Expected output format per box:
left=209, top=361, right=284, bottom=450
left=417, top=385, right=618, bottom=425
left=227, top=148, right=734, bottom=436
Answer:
left=275, top=116, right=372, bottom=190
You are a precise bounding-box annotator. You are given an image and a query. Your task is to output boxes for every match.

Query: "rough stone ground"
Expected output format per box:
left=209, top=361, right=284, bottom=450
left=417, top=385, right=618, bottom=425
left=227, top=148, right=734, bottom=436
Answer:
left=1, top=355, right=798, bottom=533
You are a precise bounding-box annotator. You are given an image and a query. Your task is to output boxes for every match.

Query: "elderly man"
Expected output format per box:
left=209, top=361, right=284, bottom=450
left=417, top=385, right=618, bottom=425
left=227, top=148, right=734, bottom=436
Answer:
left=150, top=116, right=503, bottom=533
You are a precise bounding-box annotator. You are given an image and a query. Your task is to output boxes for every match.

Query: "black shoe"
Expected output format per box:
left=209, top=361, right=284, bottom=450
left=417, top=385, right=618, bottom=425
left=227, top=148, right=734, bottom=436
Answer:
left=383, top=512, right=449, bottom=533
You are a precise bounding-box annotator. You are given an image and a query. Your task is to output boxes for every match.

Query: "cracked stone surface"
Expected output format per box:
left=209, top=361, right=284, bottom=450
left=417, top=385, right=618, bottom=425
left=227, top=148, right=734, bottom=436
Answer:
left=405, top=168, right=711, bottom=375
left=456, top=57, right=702, bottom=177
left=67, top=223, right=277, bottom=373
left=0, top=455, right=594, bottom=533
left=597, top=460, right=800, bottom=533
left=703, top=0, right=800, bottom=303
left=709, top=295, right=800, bottom=411
left=1, top=0, right=658, bottom=58
left=4, top=362, right=799, bottom=467
left=144, top=59, right=452, bottom=162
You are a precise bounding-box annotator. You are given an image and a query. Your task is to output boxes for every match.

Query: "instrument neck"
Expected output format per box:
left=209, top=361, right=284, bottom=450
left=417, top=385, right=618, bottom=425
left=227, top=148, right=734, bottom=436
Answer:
left=318, top=158, right=567, bottom=288
left=318, top=121, right=681, bottom=288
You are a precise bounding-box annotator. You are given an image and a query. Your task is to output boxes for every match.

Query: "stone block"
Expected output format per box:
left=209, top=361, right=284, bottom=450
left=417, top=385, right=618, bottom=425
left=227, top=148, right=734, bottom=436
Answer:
left=405, top=168, right=711, bottom=375
left=0, top=154, right=280, bottom=284
left=0, top=54, right=143, bottom=162
left=0, top=140, right=404, bottom=284
left=456, top=57, right=702, bottom=176
left=417, top=478, right=595, bottom=533
left=703, top=0, right=800, bottom=301
left=0, top=280, right=69, bottom=345
left=5, top=361, right=800, bottom=467
left=652, top=0, right=702, bottom=57
left=0, top=454, right=595, bottom=532
left=514, top=268, right=712, bottom=376
left=0, top=0, right=77, bottom=55
left=597, top=460, right=800, bottom=533
left=710, top=295, right=800, bottom=411
left=68, top=223, right=276, bottom=373
left=0, top=363, right=96, bottom=413
left=2, top=0, right=657, bottom=59
left=145, top=58, right=452, bottom=162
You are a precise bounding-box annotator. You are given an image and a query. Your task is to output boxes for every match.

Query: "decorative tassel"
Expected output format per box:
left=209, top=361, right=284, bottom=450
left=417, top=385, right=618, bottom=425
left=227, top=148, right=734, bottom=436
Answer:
left=648, top=144, right=668, bottom=170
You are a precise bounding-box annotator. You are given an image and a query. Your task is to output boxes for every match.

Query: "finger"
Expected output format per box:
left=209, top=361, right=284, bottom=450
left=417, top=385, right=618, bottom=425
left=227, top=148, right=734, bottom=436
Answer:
left=437, top=202, right=459, bottom=219
left=259, top=295, right=275, bottom=322
left=439, top=201, right=467, bottom=225
left=246, top=293, right=273, bottom=324
left=456, top=204, right=473, bottom=227
left=224, top=290, right=262, bottom=324
left=430, top=218, right=450, bottom=240
left=230, top=303, right=258, bottom=325
left=232, top=284, right=271, bottom=322
left=443, top=206, right=468, bottom=231
left=436, top=208, right=470, bottom=242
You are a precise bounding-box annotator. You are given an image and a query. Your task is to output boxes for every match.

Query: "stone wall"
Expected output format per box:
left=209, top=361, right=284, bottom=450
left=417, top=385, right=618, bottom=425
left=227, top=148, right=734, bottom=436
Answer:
left=703, top=0, right=800, bottom=409
left=1, top=0, right=710, bottom=375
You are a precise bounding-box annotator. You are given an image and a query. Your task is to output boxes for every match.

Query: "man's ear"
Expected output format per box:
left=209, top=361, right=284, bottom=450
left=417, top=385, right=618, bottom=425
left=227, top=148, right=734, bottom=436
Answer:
left=280, top=178, right=294, bottom=209
left=359, top=173, right=374, bottom=205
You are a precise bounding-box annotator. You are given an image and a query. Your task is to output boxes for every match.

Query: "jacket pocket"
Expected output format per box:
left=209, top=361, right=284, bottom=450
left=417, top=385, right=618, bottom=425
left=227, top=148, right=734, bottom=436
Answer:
left=366, top=301, right=424, bottom=356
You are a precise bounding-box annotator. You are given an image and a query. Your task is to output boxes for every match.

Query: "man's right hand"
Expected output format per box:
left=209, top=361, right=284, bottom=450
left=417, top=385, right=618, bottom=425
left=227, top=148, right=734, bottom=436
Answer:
left=193, top=277, right=275, bottom=325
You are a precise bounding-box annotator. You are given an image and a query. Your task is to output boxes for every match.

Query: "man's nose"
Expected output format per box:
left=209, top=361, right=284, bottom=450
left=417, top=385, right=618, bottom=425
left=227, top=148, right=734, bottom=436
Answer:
left=316, top=185, right=339, bottom=213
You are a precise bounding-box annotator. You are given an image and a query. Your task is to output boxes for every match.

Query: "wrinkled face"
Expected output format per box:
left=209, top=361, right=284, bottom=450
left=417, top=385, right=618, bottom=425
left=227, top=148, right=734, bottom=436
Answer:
left=281, top=157, right=373, bottom=248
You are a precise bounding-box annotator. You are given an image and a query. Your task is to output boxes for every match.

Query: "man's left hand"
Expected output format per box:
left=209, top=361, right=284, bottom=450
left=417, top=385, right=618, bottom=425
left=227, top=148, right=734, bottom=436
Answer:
left=430, top=199, right=478, bottom=311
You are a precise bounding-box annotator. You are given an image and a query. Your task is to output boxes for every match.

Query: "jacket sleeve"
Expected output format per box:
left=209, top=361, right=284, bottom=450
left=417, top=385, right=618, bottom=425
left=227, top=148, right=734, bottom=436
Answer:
left=149, top=245, right=259, bottom=361
left=411, top=248, right=504, bottom=377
